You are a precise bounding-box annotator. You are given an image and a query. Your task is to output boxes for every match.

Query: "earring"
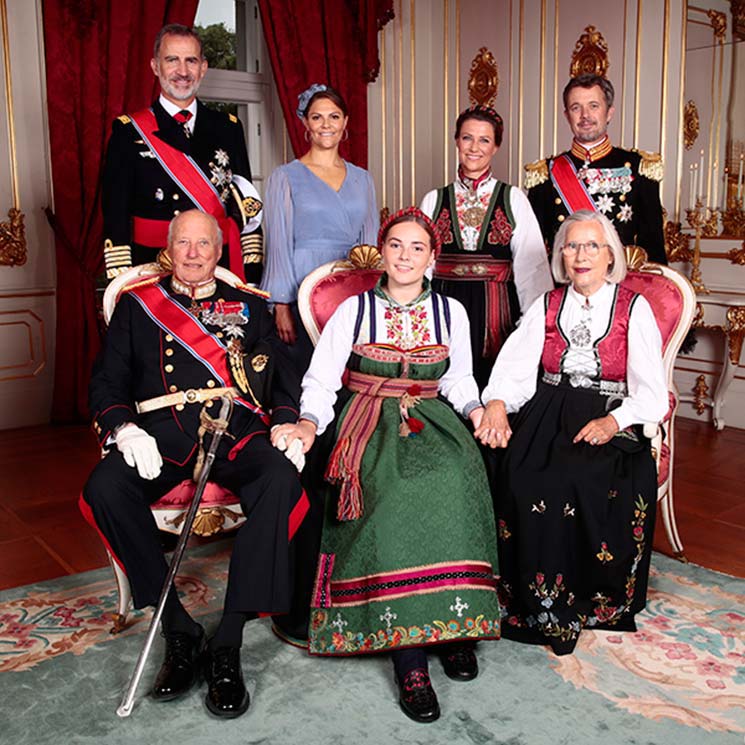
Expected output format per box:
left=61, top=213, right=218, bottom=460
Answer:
left=304, top=130, right=311, bottom=143
left=342, top=129, right=349, bottom=142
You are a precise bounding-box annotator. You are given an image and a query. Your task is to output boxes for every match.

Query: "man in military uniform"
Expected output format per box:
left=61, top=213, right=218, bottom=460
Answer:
left=102, top=24, right=263, bottom=283
left=82, top=210, right=305, bottom=718
left=525, top=74, right=667, bottom=264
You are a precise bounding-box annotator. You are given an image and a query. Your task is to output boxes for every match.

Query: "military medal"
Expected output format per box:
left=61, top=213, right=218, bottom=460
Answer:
left=199, top=300, right=250, bottom=338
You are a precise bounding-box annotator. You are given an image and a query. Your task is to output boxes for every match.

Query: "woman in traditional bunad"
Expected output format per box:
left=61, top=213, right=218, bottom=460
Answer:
left=261, top=83, right=378, bottom=372
left=271, top=208, right=501, bottom=723
left=420, top=105, right=553, bottom=388
left=475, top=209, right=667, bottom=655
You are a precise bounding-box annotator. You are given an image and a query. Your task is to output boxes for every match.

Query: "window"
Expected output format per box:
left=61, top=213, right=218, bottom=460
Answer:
left=194, top=0, right=287, bottom=193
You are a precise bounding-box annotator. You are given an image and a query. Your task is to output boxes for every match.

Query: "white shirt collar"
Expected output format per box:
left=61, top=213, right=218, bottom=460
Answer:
left=567, top=281, right=614, bottom=308
left=159, top=95, right=197, bottom=131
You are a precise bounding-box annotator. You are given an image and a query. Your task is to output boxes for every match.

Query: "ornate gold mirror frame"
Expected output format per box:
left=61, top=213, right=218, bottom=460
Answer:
left=0, top=0, right=26, bottom=267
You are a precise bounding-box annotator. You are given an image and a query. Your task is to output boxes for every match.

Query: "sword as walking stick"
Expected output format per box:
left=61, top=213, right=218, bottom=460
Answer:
left=116, top=394, right=234, bottom=718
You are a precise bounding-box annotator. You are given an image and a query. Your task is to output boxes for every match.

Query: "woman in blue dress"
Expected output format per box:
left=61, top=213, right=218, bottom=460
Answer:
left=261, top=84, right=379, bottom=371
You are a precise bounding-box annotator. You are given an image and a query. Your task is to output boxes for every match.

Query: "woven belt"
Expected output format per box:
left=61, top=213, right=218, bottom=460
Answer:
left=136, top=386, right=237, bottom=414
left=542, top=371, right=627, bottom=397
left=434, top=255, right=513, bottom=282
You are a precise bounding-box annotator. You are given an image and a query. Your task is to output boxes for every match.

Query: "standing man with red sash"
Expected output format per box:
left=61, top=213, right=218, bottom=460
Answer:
left=82, top=210, right=307, bottom=718
left=524, top=74, right=667, bottom=265
left=102, top=24, right=263, bottom=284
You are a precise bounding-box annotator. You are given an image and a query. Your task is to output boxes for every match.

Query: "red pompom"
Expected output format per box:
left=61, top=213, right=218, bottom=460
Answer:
left=407, top=417, right=425, bottom=434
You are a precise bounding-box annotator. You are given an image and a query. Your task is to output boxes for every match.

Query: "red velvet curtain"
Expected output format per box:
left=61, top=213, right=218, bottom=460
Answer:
left=43, top=0, right=199, bottom=422
left=258, top=0, right=393, bottom=167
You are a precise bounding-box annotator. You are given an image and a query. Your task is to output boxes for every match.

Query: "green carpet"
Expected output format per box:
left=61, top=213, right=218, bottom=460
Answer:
left=1, top=543, right=743, bottom=744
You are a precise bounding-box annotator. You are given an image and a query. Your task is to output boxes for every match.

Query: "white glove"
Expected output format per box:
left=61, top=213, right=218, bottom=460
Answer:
left=273, top=431, right=305, bottom=473
left=115, top=424, right=163, bottom=480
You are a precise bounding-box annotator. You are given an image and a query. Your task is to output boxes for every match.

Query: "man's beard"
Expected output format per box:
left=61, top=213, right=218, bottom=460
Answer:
left=161, top=75, right=200, bottom=102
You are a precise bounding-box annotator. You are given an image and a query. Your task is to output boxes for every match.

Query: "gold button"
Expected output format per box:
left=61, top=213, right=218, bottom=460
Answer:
left=173, top=193, right=180, bottom=201
left=165, top=334, right=173, bottom=342
left=165, top=348, right=174, bottom=356
left=173, top=210, right=180, bottom=216
left=169, top=385, right=178, bottom=392
left=619, top=194, right=626, bottom=202
left=554, top=197, right=562, bottom=205
left=205, top=401, right=214, bottom=409
left=558, top=214, right=565, bottom=222
left=216, top=332, right=224, bottom=338
left=206, top=380, right=216, bottom=388
left=175, top=404, right=185, bottom=411
left=165, top=364, right=174, bottom=373
left=624, top=161, right=631, bottom=168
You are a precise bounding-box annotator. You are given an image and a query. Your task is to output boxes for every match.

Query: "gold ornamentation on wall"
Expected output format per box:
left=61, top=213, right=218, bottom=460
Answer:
left=664, top=220, right=692, bottom=263
left=467, top=47, right=499, bottom=107
left=0, top=207, right=26, bottom=266
left=727, top=241, right=745, bottom=265
left=569, top=26, right=609, bottom=78
left=706, top=9, right=727, bottom=43
left=683, top=100, right=699, bottom=151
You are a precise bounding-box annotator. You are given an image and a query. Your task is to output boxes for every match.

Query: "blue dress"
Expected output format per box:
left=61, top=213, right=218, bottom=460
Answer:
left=260, top=159, right=378, bottom=304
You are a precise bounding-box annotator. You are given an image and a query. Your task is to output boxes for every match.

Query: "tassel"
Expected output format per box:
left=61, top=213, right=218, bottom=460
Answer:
left=325, top=437, right=350, bottom=481
left=336, top=475, right=364, bottom=521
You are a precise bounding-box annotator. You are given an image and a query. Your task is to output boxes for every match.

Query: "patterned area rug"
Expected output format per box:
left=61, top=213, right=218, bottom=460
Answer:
left=1, top=546, right=743, bottom=745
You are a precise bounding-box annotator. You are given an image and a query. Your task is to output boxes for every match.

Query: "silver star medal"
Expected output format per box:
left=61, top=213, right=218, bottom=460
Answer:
left=595, top=194, right=614, bottom=214
left=617, top=204, right=633, bottom=223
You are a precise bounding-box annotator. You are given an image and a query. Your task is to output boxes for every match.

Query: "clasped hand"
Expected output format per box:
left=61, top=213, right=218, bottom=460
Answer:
left=270, top=420, right=318, bottom=472
left=115, top=424, right=163, bottom=480
left=472, top=400, right=512, bottom=449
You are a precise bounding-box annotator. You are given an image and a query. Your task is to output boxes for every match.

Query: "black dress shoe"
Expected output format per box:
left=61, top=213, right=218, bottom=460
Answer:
left=203, top=645, right=250, bottom=718
left=440, top=642, right=478, bottom=681
left=396, top=668, right=440, bottom=723
left=151, top=626, right=206, bottom=701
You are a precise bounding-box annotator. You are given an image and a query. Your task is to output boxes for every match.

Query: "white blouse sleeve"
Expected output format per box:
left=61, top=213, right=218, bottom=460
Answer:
left=509, top=187, right=554, bottom=313
left=481, top=294, right=546, bottom=412
left=298, top=297, right=357, bottom=435
left=609, top=295, right=668, bottom=430
left=419, top=189, right=439, bottom=219
left=438, top=299, right=481, bottom=416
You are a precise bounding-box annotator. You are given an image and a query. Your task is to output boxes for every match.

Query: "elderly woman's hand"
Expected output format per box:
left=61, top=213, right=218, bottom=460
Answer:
left=274, top=303, right=297, bottom=345
left=573, top=414, right=619, bottom=446
left=473, top=399, right=512, bottom=449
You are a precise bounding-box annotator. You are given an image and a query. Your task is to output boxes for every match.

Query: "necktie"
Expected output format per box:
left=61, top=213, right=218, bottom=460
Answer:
left=173, top=109, right=193, bottom=138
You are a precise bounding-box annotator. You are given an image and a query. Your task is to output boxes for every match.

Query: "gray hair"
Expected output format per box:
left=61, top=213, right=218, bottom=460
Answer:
left=167, top=210, right=222, bottom=249
left=551, top=210, right=627, bottom=285
left=153, top=24, right=204, bottom=60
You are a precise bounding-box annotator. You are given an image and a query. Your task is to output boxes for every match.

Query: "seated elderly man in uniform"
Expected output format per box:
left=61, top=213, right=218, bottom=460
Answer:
left=82, top=210, right=308, bottom=719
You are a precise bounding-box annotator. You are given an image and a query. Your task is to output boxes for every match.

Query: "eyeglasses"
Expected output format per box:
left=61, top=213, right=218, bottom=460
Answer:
left=561, top=241, right=609, bottom=257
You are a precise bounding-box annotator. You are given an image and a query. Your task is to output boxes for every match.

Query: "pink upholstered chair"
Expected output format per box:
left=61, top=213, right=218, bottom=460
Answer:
left=297, top=245, right=384, bottom=344
left=101, top=263, right=249, bottom=631
left=621, top=247, right=696, bottom=561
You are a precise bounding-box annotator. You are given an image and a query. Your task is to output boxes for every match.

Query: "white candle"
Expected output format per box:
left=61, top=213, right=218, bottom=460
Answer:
left=712, top=160, right=719, bottom=212
left=689, top=164, right=694, bottom=210
left=693, top=164, right=699, bottom=208
left=699, top=149, right=705, bottom=202
left=722, top=167, right=728, bottom=210
left=738, top=155, right=744, bottom=200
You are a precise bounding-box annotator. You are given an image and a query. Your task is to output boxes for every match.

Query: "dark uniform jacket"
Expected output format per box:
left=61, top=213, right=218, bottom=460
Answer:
left=90, top=277, right=298, bottom=465
left=102, top=99, right=263, bottom=282
left=525, top=145, right=667, bottom=264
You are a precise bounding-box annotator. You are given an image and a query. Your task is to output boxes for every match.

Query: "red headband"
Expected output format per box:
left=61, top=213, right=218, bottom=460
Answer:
left=378, top=206, right=442, bottom=257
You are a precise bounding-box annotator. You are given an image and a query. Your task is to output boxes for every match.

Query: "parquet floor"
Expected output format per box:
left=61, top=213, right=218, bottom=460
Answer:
left=0, top=417, right=743, bottom=591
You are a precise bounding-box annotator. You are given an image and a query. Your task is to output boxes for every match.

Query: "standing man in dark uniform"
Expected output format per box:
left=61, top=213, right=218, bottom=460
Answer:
left=82, top=210, right=305, bottom=718
left=102, top=24, right=263, bottom=283
left=525, top=74, right=667, bottom=264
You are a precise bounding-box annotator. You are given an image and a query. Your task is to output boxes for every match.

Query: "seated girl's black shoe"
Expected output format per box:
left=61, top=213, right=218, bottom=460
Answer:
left=396, top=668, right=440, bottom=723
left=440, top=642, right=478, bottom=681
left=203, top=645, right=250, bottom=718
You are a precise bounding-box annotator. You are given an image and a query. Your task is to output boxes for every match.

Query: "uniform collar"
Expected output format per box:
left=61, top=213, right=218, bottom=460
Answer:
left=570, top=135, right=612, bottom=163
left=170, top=274, right=217, bottom=300
left=159, top=95, right=198, bottom=132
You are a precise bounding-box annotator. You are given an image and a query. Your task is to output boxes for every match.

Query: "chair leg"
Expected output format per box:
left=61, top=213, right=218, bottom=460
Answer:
left=107, top=550, right=132, bottom=633
left=658, top=482, right=687, bottom=562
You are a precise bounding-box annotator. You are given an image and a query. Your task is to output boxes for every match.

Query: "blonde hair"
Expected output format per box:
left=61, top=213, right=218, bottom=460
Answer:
left=551, top=210, right=627, bottom=285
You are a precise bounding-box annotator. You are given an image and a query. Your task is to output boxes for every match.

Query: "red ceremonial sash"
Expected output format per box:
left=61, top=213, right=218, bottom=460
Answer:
left=549, top=154, right=596, bottom=214
left=129, top=108, right=244, bottom=280
left=129, top=282, right=269, bottom=424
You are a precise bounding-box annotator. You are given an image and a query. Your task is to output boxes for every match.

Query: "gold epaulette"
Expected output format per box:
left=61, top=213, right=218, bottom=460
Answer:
left=524, top=158, right=549, bottom=189
left=120, top=275, right=163, bottom=293
left=228, top=113, right=238, bottom=124
left=236, top=282, right=270, bottom=299
left=632, top=149, right=664, bottom=182
left=117, top=114, right=131, bottom=124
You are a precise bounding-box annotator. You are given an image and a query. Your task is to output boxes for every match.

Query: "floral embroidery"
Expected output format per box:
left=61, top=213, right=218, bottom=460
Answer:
left=309, top=609, right=500, bottom=654
left=487, top=207, right=513, bottom=245
left=563, top=503, right=575, bottom=517
left=498, top=519, right=512, bottom=540
left=434, top=209, right=454, bottom=244
left=531, top=500, right=546, bottom=514
left=596, top=542, right=614, bottom=563
left=384, top=304, right=431, bottom=348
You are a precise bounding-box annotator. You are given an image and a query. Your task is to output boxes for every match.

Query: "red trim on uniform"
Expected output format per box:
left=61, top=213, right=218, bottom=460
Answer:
left=227, top=430, right=267, bottom=460
left=288, top=489, right=310, bottom=541
left=78, top=492, right=127, bottom=572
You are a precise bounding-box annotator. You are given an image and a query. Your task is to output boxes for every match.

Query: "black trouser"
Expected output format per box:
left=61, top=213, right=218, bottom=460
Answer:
left=83, top=433, right=306, bottom=614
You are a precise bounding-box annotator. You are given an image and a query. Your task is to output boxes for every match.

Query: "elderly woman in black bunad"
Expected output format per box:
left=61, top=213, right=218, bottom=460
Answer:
left=475, top=209, right=667, bottom=655
left=420, top=104, right=553, bottom=387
